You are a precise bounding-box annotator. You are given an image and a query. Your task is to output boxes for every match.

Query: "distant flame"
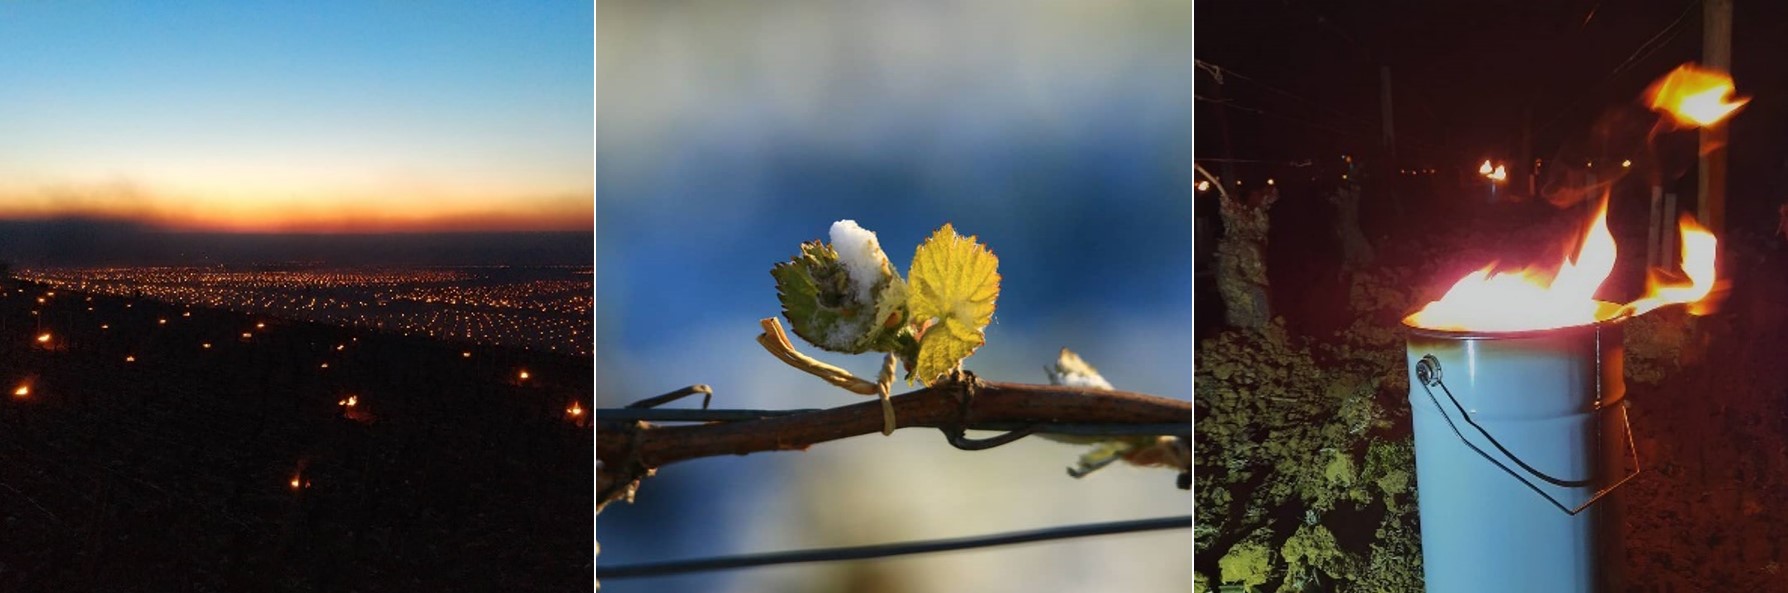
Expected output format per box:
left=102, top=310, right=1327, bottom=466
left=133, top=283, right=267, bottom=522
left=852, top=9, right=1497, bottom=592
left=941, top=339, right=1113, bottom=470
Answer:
left=13, top=385, right=28, bottom=398
left=1488, top=165, right=1507, bottom=182
left=1646, top=63, right=1748, bottom=128
left=35, top=333, right=50, bottom=344
left=339, top=395, right=358, bottom=407
left=519, top=370, right=531, bottom=381
left=1410, top=199, right=1720, bottom=332
left=567, top=401, right=583, bottom=417
left=1479, top=160, right=1494, bottom=175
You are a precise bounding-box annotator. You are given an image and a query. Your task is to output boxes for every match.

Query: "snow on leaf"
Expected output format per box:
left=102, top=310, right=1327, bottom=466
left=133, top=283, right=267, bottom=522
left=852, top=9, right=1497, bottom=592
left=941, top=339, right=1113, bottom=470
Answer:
left=906, top=223, right=1000, bottom=384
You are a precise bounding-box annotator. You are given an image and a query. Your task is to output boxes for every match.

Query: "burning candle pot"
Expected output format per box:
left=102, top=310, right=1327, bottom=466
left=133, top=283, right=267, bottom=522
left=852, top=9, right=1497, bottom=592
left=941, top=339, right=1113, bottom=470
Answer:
left=1402, top=199, right=1718, bottom=592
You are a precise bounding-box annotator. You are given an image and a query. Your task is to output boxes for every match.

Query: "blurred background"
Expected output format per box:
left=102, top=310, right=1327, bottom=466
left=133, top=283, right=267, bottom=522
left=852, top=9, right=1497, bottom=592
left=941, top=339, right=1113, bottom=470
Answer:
left=597, top=1, right=1190, bottom=592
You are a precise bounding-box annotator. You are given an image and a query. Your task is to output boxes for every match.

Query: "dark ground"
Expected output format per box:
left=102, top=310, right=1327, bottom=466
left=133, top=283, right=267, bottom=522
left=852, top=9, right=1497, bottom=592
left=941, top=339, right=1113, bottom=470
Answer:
left=0, top=281, right=592, bottom=592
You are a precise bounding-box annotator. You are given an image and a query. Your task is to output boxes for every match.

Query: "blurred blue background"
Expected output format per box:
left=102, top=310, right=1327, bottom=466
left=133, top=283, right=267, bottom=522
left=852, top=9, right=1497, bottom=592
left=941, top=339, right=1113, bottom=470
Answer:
left=597, top=2, right=1190, bottom=591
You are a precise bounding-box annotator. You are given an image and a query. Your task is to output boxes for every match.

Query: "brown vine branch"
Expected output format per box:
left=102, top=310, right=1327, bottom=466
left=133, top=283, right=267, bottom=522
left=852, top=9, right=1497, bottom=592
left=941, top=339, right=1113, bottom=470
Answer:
left=597, top=374, right=1192, bottom=510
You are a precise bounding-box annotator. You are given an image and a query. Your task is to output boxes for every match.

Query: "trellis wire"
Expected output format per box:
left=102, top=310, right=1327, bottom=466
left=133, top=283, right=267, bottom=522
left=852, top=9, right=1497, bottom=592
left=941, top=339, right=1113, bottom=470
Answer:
left=595, top=407, right=1190, bottom=438
left=597, top=514, right=1192, bottom=579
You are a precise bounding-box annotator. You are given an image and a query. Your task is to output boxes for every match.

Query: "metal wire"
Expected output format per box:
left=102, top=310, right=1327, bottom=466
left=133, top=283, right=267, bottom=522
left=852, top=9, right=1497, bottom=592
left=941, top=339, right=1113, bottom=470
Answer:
left=596, top=515, right=1192, bottom=579
left=594, top=407, right=1189, bottom=438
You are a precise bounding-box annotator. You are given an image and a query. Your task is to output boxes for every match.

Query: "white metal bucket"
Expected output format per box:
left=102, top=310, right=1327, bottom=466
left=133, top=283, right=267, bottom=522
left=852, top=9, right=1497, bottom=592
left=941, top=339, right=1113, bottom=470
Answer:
left=1404, top=303, right=1637, bottom=593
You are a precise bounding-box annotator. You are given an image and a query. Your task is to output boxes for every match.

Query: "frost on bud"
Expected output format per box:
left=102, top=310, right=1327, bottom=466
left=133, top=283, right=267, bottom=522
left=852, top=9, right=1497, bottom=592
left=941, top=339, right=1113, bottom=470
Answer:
left=771, top=220, right=909, bottom=354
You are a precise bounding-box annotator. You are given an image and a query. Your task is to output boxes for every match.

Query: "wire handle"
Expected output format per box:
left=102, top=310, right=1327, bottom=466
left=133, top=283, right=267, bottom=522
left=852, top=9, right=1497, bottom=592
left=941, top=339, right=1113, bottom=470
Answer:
left=1414, top=354, right=1640, bottom=516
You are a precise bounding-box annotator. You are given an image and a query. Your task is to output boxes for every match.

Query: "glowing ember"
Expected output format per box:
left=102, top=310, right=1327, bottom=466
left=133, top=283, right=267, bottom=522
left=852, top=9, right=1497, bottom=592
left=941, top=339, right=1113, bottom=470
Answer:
left=1479, top=160, right=1493, bottom=175
left=519, top=370, right=531, bottom=381
left=290, top=476, right=301, bottom=490
left=256, top=322, right=266, bottom=329
left=1410, top=198, right=1719, bottom=332
left=339, top=395, right=358, bottom=407
left=125, top=355, right=136, bottom=362
left=13, top=385, right=28, bottom=397
left=567, top=401, right=583, bottom=417
left=1646, top=63, right=1749, bottom=128
left=35, top=333, right=50, bottom=344
left=461, top=351, right=472, bottom=358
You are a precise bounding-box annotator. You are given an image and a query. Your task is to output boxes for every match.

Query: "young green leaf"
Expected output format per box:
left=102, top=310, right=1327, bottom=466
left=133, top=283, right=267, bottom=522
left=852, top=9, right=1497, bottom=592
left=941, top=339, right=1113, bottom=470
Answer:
left=771, top=221, right=909, bottom=354
left=906, top=223, right=1000, bottom=384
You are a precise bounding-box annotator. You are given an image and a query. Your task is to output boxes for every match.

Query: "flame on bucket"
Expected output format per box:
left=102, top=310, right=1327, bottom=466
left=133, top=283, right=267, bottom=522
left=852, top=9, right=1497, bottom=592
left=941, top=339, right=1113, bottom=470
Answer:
left=1646, top=64, right=1748, bottom=128
left=1625, top=215, right=1720, bottom=316
left=1409, top=199, right=1719, bottom=332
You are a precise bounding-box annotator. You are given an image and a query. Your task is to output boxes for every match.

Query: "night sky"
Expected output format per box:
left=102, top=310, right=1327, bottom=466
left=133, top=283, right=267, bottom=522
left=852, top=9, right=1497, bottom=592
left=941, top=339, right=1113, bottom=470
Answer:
left=1197, top=0, right=1788, bottom=228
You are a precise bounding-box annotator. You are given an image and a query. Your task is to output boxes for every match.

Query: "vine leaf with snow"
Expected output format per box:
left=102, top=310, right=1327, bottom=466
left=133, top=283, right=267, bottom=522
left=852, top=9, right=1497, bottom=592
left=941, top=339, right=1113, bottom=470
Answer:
left=906, top=223, right=1001, bottom=385
left=770, top=221, right=910, bottom=355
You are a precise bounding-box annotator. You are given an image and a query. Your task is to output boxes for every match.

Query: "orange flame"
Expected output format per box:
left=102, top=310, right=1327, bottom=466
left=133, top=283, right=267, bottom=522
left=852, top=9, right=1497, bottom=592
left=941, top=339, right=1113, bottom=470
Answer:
left=567, top=401, right=584, bottom=417
left=1409, top=199, right=1619, bottom=332
left=1488, top=165, right=1507, bottom=182
left=35, top=333, right=50, bottom=344
left=1410, top=200, right=1720, bottom=332
left=13, top=385, right=28, bottom=398
left=1479, top=160, right=1494, bottom=175
left=1646, top=64, right=1749, bottom=128
left=1625, top=215, right=1719, bottom=316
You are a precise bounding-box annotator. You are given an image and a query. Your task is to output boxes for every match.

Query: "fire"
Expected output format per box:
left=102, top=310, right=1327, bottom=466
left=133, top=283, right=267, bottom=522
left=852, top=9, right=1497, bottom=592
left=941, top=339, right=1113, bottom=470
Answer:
left=125, top=355, right=136, bottom=362
left=1625, top=215, right=1720, bottom=316
left=1409, top=199, right=1719, bottom=332
left=339, top=395, right=358, bottom=407
left=567, top=401, right=583, bottom=417
left=1479, top=160, right=1493, bottom=175
left=35, top=333, right=50, bottom=344
left=290, top=476, right=302, bottom=490
left=461, top=351, right=471, bottom=358
left=519, top=370, right=531, bottom=381
left=1488, top=165, right=1507, bottom=182
left=13, top=385, right=27, bottom=398
left=1646, top=63, right=1748, bottom=128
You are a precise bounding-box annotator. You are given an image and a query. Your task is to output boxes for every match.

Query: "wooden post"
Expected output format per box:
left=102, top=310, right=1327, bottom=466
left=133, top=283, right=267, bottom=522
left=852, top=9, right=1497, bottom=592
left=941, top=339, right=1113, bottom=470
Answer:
left=1701, top=0, right=1732, bottom=235
left=1380, top=66, right=1405, bottom=218
left=1664, top=192, right=1680, bottom=273
left=1648, top=185, right=1665, bottom=269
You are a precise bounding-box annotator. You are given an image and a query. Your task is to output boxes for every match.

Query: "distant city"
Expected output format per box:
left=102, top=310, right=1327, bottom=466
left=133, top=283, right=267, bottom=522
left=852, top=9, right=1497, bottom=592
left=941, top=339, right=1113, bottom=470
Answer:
left=16, top=266, right=593, bottom=357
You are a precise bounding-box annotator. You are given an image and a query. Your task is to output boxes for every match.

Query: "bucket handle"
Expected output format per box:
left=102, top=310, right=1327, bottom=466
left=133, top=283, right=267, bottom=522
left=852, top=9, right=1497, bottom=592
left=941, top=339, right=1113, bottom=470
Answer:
left=1415, top=354, right=1640, bottom=516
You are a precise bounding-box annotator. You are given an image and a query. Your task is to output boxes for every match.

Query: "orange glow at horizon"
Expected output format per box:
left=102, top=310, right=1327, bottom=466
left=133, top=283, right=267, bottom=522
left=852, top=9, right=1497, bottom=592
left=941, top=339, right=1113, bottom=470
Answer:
left=0, top=181, right=593, bottom=233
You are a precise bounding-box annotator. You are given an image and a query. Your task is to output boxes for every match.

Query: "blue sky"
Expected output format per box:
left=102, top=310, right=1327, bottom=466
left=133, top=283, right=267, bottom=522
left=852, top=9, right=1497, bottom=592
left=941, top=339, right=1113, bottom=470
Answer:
left=0, top=1, right=593, bottom=232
